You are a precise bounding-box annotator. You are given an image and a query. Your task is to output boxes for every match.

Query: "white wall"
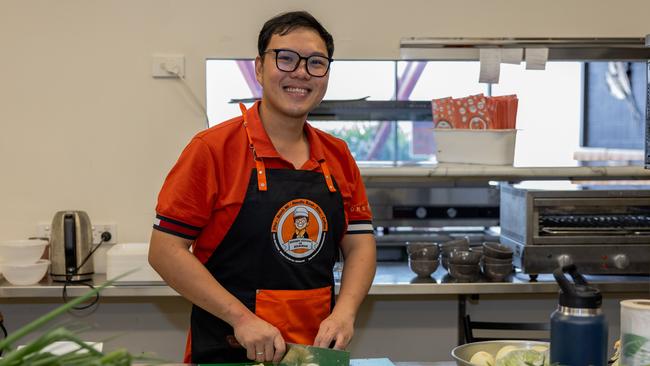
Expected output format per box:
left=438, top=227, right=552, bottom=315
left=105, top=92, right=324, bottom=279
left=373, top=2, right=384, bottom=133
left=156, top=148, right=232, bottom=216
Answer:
left=2, top=0, right=650, bottom=242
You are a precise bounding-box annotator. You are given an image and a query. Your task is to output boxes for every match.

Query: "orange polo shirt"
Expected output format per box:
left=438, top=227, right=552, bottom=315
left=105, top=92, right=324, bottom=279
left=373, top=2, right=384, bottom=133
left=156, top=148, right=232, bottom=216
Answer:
left=154, top=101, right=373, bottom=263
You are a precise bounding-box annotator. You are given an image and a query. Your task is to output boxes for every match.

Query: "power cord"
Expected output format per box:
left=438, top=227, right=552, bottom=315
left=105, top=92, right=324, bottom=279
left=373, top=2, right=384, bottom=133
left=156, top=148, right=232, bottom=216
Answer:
left=61, top=231, right=111, bottom=311
left=161, top=62, right=208, bottom=117
left=0, top=311, right=7, bottom=356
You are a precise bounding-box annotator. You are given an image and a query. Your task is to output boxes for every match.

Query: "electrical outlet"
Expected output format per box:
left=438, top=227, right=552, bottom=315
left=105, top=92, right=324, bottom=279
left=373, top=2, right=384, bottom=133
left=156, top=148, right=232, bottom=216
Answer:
left=92, top=223, right=117, bottom=244
left=152, top=54, right=185, bottom=78
left=36, top=222, right=117, bottom=243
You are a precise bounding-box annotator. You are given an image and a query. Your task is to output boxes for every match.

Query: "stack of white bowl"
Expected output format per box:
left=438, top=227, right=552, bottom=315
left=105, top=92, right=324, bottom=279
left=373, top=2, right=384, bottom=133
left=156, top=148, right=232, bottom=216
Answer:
left=0, top=239, right=50, bottom=285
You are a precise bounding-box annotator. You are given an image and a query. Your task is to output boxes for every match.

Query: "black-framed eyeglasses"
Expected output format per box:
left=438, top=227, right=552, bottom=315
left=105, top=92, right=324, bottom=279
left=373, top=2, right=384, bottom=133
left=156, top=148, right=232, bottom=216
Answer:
left=264, top=48, right=332, bottom=77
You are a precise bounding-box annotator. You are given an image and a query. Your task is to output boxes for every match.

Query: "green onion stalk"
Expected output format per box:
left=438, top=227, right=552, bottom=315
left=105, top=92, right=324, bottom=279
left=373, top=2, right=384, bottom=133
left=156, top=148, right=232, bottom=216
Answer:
left=0, top=270, right=160, bottom=365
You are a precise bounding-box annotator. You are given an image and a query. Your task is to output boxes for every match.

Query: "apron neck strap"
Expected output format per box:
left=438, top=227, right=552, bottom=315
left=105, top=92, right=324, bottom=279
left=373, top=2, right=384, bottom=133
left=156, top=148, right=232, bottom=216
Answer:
left=240, top=103, right=268, bottom=191
left=239, top=103, right=337, bottom=193
left=319, top=160, right=337, bottom=193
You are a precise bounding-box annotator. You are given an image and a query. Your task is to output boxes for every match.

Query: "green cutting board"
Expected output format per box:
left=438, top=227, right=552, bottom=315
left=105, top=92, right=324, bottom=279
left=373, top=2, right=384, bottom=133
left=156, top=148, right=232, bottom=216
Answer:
left=202, top=358, right=395, bottom=365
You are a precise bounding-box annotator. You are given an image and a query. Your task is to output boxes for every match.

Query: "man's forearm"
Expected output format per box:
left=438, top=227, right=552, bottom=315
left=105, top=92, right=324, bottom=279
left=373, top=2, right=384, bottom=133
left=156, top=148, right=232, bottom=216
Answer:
left=148, top=230, right=254, bottom=327
left=333, top=236, right=376, bottom=319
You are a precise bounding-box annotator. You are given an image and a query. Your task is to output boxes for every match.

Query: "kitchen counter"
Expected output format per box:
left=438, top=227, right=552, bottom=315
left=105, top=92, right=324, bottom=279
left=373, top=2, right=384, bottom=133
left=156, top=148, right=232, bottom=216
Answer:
left=369, top=263, right=650, bottom=295
left=0, top=262, right=647, bottom=298
left=1, top=264, right=644, bottom=362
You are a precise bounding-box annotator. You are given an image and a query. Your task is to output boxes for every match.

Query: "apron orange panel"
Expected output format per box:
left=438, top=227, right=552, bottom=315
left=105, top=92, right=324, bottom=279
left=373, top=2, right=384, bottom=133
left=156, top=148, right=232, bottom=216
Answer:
left=255, top=286, right=331, bottom=345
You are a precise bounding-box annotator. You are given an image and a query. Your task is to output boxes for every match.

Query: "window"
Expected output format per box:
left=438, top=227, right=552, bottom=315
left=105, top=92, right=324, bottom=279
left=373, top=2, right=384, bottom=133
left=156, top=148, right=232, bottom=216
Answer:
left=583, top=62, right=646, bottom=150
left=206, top=59, right=645, bottom=167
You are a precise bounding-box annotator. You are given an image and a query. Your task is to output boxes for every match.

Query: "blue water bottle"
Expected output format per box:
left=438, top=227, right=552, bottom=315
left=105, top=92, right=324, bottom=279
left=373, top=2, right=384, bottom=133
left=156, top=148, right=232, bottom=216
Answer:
left=550, top=264, right=608, bottom=366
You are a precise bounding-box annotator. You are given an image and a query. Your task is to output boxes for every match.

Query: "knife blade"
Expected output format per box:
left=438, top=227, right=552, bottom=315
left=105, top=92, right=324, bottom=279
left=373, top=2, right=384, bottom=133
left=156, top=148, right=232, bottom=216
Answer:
left=279, top=342, right=350, bottom=366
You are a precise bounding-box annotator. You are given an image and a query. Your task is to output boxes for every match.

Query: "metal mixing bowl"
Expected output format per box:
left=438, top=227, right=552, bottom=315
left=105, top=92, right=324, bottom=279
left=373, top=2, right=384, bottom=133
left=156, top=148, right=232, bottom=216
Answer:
left=451, top=340, right=549, bottom=366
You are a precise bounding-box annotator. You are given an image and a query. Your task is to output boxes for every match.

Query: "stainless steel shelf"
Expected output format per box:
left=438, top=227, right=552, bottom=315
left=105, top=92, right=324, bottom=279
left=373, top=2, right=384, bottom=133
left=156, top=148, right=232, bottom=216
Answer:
left=1, top=263, right=647, bottom=298
left=309, top=100, right=432, bottom=121
left=400, top=37, right=650, bottom=61
left=360, top=165, right=650, bottom=183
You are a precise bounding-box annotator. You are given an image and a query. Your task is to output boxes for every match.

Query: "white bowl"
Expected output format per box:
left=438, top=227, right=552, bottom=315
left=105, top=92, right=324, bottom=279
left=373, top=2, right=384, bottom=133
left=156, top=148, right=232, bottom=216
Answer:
left=0, top=239, right=48, bottom=265
left=2, top=259, right=50, bottom=285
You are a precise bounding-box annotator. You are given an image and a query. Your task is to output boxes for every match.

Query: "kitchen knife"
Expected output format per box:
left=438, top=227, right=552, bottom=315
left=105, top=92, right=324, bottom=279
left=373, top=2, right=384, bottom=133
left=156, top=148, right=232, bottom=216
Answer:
left=279, top=342, right=350, bottom=366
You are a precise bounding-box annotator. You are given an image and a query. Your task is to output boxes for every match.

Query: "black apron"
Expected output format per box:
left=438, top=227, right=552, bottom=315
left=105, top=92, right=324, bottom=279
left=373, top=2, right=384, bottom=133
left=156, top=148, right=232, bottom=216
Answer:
left=187, top=104, right=345, bottom=363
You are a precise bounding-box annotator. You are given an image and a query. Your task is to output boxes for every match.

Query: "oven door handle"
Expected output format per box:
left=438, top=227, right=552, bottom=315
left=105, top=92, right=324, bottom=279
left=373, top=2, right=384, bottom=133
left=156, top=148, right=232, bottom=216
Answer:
left=539, top=227, right=650, bottom=236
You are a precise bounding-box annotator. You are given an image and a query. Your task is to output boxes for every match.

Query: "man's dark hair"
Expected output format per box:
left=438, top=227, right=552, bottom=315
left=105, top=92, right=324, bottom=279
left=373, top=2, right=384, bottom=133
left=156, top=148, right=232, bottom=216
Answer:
left=258, top=11, right=334, bottom=58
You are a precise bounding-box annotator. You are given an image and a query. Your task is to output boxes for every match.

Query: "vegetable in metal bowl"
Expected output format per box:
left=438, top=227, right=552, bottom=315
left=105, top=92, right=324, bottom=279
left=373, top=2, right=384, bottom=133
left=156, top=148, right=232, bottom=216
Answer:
left=451, top=340, right=549, bottom=366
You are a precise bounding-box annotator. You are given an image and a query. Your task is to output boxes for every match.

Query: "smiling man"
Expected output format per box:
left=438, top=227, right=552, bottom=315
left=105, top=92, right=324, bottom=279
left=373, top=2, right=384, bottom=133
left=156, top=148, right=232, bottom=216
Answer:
left=148, top=11, right=376, bottom=364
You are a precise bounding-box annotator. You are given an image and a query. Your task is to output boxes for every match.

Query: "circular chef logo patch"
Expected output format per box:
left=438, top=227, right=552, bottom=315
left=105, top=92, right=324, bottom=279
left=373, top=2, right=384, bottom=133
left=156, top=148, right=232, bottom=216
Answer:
left=271, top=199, right=328, bottom=263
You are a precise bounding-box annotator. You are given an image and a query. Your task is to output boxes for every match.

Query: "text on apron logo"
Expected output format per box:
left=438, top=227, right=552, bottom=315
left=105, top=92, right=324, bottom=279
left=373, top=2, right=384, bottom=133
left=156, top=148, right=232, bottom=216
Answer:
left=271, top=198, right=328, bottom=263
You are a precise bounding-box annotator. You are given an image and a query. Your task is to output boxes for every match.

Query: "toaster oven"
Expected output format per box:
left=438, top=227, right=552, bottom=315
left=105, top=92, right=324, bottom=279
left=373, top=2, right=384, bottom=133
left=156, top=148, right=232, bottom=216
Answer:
left=499, top=183, right=650, bottom=277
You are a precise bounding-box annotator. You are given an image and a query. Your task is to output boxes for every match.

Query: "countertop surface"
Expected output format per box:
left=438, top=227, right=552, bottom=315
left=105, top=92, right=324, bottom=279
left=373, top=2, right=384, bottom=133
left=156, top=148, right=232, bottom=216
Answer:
left=1, top=262, right=648, bottom=298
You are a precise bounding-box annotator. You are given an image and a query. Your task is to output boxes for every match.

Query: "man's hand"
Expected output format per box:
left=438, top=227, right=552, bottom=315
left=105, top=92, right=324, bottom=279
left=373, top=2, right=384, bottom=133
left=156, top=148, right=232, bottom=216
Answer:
left=234, top=314, right=286, bottom=363
left=313, top=313, right=354, bottom=350
left=148, top=230, right=286, bottom=362
left=313, top=233, right=376, bottom=350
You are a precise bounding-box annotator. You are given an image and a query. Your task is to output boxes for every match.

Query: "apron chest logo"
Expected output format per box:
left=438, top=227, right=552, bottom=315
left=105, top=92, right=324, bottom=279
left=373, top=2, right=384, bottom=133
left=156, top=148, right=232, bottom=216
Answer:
left=271, top=199, right=328, bottom=263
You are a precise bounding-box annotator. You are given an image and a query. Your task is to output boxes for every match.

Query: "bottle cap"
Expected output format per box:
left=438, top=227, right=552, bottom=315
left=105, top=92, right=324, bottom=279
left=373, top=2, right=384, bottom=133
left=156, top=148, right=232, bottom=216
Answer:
left=553, top=264, right=602, bottom=309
